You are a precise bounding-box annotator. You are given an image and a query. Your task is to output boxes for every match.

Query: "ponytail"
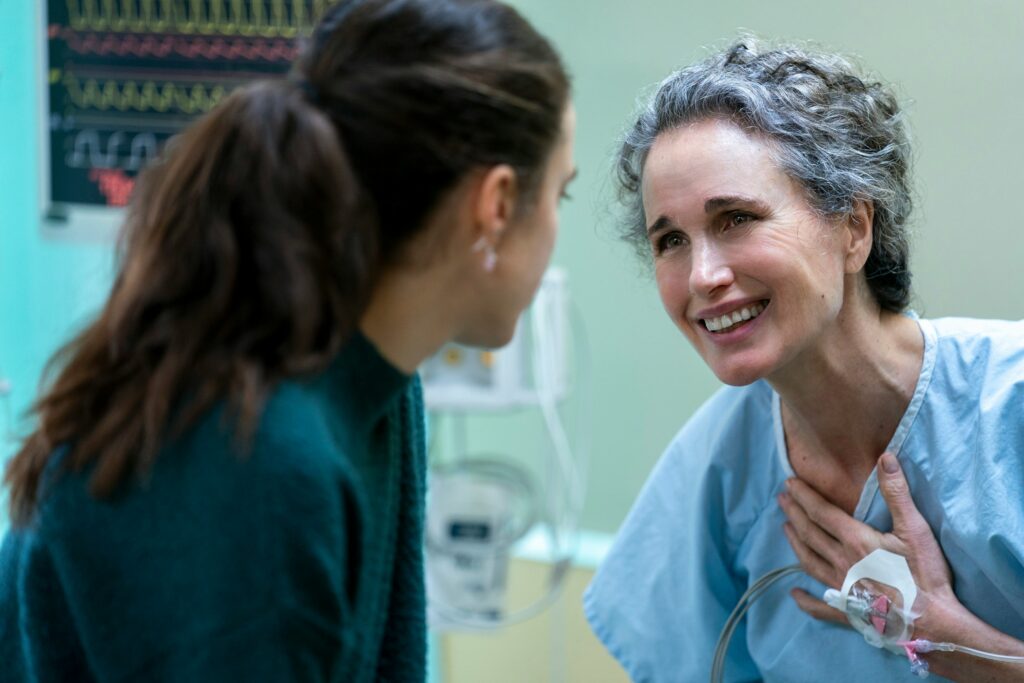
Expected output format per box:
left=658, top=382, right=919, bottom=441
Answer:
left=5, top=81, right=378, bottom=525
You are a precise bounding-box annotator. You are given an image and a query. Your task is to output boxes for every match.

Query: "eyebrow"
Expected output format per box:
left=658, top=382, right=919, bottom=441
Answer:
left=563, top=168, right=579, bottom=186
left=646, top=215, right=677, bottom=236
left=704, top=195, right=769, bottom=214
left=647, top=195, right=770, bottom=235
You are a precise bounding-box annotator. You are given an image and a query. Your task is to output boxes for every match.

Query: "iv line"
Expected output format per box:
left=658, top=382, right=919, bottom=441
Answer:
left=710, top=564, right=803, bottom=683
left=900, top=639, right=1024, bottom=664
left=710, top=562, right=1024, bottom=682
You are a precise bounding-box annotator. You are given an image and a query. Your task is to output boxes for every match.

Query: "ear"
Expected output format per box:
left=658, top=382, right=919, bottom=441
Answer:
left=472, top=164, right=519, bottom=250
left=843, top=199, right=874, bottom=274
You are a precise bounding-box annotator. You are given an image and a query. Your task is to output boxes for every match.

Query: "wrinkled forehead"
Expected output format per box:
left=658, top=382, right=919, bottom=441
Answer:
left=640, top=118, right=793, bottom=220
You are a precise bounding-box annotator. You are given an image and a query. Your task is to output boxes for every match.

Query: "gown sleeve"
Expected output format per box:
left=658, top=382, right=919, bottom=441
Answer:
left=584, top=385, right=772, bottom=683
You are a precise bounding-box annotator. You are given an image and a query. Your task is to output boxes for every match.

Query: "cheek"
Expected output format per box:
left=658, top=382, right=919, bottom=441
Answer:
left=532, top=203, right=558, bottom=253
left=797, top=254, right=846, bottom=310
left=543, top=206, right=559, bottom=250
left=654, top=260, right=691, bottom=320
left=514, top=205, right=557, bottom=269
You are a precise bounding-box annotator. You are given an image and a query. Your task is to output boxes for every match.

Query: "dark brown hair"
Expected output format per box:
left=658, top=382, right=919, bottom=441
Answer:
left=5, top=0, right=569, bottom=525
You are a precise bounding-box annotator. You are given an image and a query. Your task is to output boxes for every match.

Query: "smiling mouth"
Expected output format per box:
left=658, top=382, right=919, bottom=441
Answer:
left=701, top=300, right=769, bottom=333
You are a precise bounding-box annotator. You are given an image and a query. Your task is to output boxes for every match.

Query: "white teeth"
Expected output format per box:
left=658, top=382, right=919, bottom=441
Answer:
left=702, top=301, right=766, bottom=333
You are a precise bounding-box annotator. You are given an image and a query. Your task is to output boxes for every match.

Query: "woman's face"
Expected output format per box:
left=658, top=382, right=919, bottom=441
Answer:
left=642, top=118, right=854, bottom=386
left=510, top=104, right=577, bottom=318
left=462, top=104, right=577, bottom=348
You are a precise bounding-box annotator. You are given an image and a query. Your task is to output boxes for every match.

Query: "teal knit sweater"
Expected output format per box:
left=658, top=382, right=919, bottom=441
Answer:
left=0, top=332, right=427, bottom=682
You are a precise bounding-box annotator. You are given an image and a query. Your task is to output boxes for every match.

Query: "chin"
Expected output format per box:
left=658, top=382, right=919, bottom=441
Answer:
left=713, top=371, right=763, bottom=387
left=706, top=359, right=769, bottom=387
left=455, top=318, right=518, bottom=350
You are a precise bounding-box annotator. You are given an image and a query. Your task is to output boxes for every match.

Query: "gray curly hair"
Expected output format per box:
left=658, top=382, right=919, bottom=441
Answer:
left=619, top=39, right=913, bottom=312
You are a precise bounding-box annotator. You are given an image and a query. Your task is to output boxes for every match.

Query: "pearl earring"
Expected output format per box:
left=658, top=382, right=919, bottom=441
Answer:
left=472, top=237, right=498, bottom=273
left=483, top=248, right=497, bottom=272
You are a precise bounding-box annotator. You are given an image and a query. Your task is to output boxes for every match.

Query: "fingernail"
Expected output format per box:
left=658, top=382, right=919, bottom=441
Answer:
left=881, top=453, right=900, bottom=474
left=785, top=478, right=793, bottom=491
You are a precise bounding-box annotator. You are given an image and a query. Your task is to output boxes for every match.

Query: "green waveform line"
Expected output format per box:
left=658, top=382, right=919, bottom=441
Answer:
left=63, top=73, right=230, bottom=114
left=65, top=0, right=330, bottom=37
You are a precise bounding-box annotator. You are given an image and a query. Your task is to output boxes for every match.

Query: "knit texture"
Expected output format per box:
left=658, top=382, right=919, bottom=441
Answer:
left=0, top=332, right=427, bottom=683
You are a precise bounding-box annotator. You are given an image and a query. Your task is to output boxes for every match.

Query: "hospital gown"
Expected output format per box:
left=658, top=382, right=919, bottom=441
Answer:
left=584, top=317, right=1024, bottom=683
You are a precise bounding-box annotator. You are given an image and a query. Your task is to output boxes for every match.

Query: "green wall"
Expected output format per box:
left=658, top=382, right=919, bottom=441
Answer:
left=0, top=1, right=116, bottom=526
left=2, top=0, right=1023, bottom=536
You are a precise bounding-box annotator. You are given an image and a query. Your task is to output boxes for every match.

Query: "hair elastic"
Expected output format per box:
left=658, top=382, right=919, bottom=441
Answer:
left=295, top=77, right=322, bottom=106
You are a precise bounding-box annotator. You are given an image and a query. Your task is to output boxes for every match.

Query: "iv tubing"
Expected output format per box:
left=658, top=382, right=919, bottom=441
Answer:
left=901, top=639, right=1024, bottom=664
left=710, top=565, right=803, bottom=683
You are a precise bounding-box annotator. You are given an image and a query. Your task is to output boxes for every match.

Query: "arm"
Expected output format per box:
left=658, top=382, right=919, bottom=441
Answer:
left=779, top=452, right=1024, bottom=682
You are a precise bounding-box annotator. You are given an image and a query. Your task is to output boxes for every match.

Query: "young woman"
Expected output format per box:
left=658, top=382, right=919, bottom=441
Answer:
left=585, top=41, right=1024, bottom=682
left=0, top=1, right=576, bottom=681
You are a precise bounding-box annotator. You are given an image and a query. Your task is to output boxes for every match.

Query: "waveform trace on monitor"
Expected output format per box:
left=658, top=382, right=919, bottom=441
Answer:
left=57, top=30, right=299, bottom=62
left=65, top=129, right=159, bottom=171
left=46, top=1, right=307, bottom=211
left=64, top=0, right=331, bottom=37
left=63, top=74, right=230, bottom=115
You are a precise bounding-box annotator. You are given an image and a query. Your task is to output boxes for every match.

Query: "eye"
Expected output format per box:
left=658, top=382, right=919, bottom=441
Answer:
left=654, top=231, right=686, bottom=254
left=560, top=190, right=573, bottom=203
left=725, top=212, right=756, bottom=230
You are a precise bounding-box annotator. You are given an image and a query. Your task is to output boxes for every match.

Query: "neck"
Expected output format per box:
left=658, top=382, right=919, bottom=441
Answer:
left=358, top=264, right=462, bottom=375
left=770, top=299, right=923, bottom=474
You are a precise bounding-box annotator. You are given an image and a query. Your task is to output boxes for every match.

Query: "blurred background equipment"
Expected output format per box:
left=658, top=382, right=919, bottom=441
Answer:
left=41, top=1, right=329, bottom=238
left=422, top=268, right=588, bottom=634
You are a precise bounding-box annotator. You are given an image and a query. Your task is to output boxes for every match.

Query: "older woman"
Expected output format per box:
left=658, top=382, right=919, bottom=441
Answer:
left=585, top=41, right=1024, bottom=682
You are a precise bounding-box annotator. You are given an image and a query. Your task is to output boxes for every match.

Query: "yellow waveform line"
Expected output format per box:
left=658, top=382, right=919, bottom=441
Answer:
left=63, top=74, right=229, bottom=115
left=112, top=0, right=133, bottom=31
left=64, top=0, right=328, bottom=37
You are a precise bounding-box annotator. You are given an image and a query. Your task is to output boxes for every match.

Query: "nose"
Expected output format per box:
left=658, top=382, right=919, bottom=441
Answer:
left=689, top=239, right=734, bottom=297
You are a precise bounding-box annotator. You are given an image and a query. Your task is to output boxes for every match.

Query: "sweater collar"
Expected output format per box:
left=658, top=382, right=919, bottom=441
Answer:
left=318, top=330, right=413, bottom=425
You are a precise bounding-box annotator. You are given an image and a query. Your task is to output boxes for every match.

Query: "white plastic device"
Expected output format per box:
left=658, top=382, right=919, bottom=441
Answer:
left=421, top=267, right=569, bottom=411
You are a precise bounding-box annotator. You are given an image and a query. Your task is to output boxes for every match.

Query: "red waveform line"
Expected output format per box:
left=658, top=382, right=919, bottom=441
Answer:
left=89, top=168, right=135, bottom=207
left=57, top=29, right=298, bottom=62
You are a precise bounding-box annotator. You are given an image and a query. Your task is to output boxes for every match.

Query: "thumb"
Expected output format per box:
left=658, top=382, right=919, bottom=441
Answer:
left=877, top=452, right=928, bottom=538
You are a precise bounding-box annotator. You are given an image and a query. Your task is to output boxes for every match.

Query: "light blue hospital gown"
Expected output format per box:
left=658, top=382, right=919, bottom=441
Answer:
left=584, top=317, right=1024, bottom=683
